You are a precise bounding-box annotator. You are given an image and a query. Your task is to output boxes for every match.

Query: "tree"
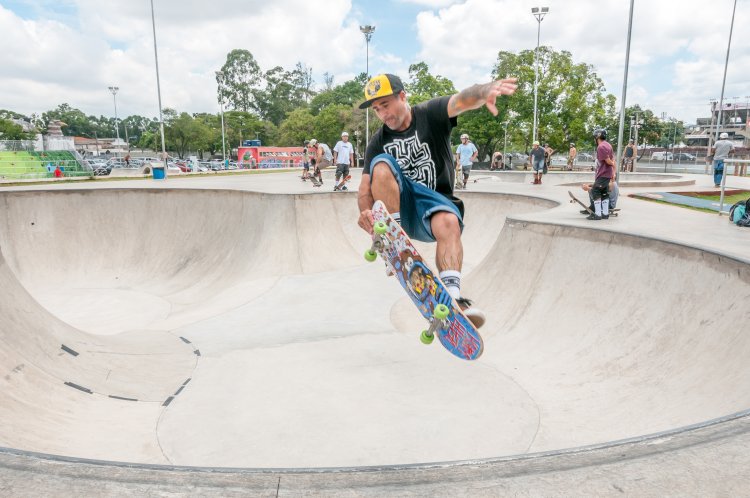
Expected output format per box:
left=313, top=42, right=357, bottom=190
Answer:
left=277, top=109, right=316, bottom=146
left=41, top=103, right=94, bottom=136
left=254, top=66, right=304, bottom=126
left=0, top=119, right=34, bottom=140
left=309, top=73, right=367, bottom=115
left=492, top=47, right=616, bottom=153
left=406, top=62, right=456, bottom=105
left=313, top=104, right=352, bottom=148
left=218, top=49, right=262, bottom=113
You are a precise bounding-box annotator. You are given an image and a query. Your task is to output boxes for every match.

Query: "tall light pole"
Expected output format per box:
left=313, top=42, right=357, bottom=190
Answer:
left=531, top=7, right=549, bottom=144
left=150, top=0, right=168, bottom=174
left=713, top=0, right=738, bottom=149
left=712, top=0, right=738, bottom=206
left=108, top=86, right=120, bottom=150
left=503, top=110, right=517, bottom=170
left=215, top=71, right=227, bottom=164
left=614, top=0, right=635, bottom=183
left=360, top=25, right=375, bottom=149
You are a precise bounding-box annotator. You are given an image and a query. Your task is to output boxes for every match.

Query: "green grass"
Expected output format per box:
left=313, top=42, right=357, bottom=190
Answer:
left=0, top=151, right=44, bottom=175
left=696, top=192, right=750, bottom=205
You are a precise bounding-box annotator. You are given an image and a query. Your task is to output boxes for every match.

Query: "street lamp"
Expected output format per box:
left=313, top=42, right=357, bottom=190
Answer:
left=108, top=86, right=120, bottom=151
left=531, top=7, right=549, bottom=144
left=215, top=71, right=227, bottom=165
left=149, top=0, right=168, bottom=175
left=360, top=24, right=376, bottom=147
left=503, top=110, right=517, bottom=170
left=353, top=129, right=361, bottom=167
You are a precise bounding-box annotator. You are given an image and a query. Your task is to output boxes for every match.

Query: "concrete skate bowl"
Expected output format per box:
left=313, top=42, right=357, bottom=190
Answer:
left=473, top=170, right=695, bottom=188
left=0, top=187, right=749, bottom=479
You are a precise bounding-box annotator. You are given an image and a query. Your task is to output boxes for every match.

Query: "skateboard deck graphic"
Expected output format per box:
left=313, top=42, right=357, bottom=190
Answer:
left=568, top=190, right=620, bottom=216
left=367, top=200, right=483, bottom=360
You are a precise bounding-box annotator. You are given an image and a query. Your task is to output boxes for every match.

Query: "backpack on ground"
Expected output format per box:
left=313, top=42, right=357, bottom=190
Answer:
left=729, top=198, right=750, bottom=226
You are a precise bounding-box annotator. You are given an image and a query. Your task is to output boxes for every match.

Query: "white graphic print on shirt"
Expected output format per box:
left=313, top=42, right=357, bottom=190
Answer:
left=383, top=134, right=436, bottom=189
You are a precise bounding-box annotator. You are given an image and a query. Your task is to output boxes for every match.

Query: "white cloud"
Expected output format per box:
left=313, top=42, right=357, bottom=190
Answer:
left=413, top=0, right=750, bottom=122
left=0, top=0, right=747, bottom=125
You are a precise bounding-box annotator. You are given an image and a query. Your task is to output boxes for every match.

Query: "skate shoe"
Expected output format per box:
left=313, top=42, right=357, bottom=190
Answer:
left=456, top=297, right=485, bottom=329
left=586, top=213, right=602, bottom=220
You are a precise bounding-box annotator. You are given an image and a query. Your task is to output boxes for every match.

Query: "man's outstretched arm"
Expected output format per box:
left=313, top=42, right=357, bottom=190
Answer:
left=447, top=78, right=518, bottom=118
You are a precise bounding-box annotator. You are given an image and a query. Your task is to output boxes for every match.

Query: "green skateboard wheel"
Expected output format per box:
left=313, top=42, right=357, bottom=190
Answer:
left=420, top=330, right=435, bottom=344
left=373, top=221, right=387, bottom=235
left=433, top=304, right=450, bottom=320
left=364, top=249, right=377, bottom=262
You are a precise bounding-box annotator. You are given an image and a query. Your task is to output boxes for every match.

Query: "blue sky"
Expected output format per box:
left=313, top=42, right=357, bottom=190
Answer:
left=0, top=0, right=748, bottom=124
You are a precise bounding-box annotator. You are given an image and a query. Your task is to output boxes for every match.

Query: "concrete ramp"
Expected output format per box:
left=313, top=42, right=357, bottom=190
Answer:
left=0, top=188, right=749, bottom=471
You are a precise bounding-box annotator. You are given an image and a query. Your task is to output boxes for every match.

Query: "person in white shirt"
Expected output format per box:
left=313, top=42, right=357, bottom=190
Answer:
left=333, top=131, right=355, bottom=190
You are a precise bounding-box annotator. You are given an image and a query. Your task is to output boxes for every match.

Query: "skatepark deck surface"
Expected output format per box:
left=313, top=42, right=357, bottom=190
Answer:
left=2, top=169, right=750, bottom=496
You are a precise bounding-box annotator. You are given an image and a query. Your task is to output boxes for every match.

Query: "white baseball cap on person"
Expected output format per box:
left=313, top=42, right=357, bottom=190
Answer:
left=341, top=132, right=349, bottom=137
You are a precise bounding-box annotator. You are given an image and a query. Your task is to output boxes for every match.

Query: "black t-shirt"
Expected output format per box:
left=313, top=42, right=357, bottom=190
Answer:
left=365, top=96, right=458, bottom=200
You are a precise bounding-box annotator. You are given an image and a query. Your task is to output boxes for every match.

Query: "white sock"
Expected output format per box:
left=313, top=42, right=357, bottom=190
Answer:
left=602, top=199, right=609, bottom=216
left=391, top=212, right=401, bottom=224
left=594, top=200, right=602, bottom=216
left=439, top=270, right=461, bottom=299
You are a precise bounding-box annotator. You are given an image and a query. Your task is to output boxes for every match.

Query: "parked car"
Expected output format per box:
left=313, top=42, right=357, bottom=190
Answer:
left=88, top=160, right=111, bottom=176
left=673, top=152, right=696, bottom=161
left=166, top=164, right=182, bottom=175
left=576, top=152, right=595, bottom=162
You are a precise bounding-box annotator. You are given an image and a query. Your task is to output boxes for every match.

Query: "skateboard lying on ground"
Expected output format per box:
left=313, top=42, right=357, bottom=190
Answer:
left=568, top=190, right=620, bottom=217
left=364, top=200, right=483, bottom=361
left=333, top=174, right=352, bottom=191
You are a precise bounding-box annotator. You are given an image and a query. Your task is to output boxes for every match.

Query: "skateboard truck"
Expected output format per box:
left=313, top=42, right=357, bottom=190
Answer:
left=364, top=221, right=388, bottom=262
left=420, top=304, right=450, bottom=345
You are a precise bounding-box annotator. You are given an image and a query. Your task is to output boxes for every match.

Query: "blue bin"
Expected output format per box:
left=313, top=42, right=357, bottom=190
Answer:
left=152, top=166, right=165, bottom=180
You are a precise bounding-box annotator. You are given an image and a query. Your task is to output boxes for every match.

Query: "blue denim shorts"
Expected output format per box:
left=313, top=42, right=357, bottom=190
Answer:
left=370, top=153, right=463, bottom=242
left=532, top=158, right=544, bottom=172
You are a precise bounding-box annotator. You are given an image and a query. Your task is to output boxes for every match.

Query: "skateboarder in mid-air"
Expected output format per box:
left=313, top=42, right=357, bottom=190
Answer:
left=356, top=73, right=517, bottom=328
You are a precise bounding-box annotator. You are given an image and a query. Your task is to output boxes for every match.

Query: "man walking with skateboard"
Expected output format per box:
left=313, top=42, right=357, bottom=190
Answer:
left=356, top=73, right=517, bottom=328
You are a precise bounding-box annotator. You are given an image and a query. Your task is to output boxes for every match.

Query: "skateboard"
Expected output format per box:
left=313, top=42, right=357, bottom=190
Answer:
left=310, top=175, right=322, bottom=187
left=568, top=190, right=620, bottom=217
left=365, top=200, right=483, bottom=361
left=333, top=174, right=352, bottom=191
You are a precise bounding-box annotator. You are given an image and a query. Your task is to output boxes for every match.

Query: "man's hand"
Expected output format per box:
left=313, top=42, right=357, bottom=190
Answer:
left=448, top=78, right=518, bottom=118
left=358, top=209, right=374, bottom=234
left=482, top=78, right=518, bottom=115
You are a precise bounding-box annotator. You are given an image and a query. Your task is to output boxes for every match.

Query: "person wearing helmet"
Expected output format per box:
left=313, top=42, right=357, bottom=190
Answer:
left=711, top=132, right=735, bottom=187
left=356, top=72, right=518, bottom=328
left=301, top=140, right=311, bottom=181
left=567, top=143, right=577, bottom=171
left=529, top=141, right=545, bottom=184
left=455, top=133, right=478, bottom=189
left=588, top=128, right=616, bottom=220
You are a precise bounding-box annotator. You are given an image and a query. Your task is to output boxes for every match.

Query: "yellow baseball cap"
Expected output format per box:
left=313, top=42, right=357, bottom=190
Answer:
left=359, top=74, right=405, bottom=109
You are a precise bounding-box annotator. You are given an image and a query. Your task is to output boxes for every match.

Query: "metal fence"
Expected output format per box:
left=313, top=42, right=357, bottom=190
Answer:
left=718, top=158, right=750, bottom=214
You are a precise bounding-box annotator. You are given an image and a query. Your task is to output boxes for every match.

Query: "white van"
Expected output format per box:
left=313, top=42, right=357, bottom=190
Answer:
left=651, top=151, right=673, bottom=161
